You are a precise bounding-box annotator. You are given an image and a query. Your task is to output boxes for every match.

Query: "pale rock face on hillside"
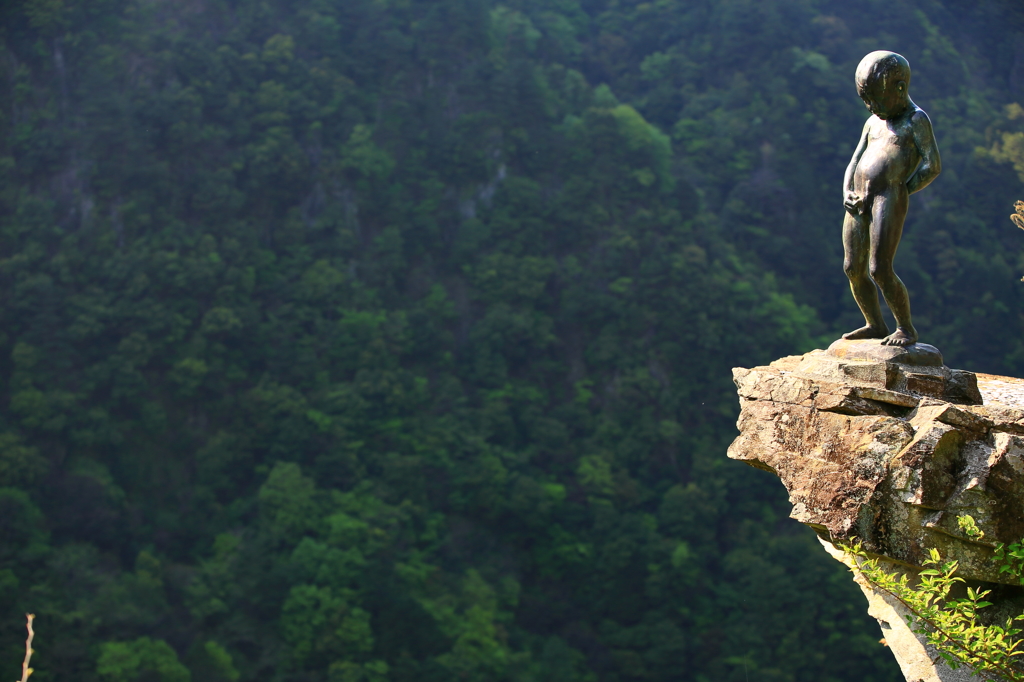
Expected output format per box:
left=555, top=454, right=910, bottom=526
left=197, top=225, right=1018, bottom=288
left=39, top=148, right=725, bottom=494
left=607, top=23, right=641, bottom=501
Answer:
left=729, top=339, right=1024, bottom=682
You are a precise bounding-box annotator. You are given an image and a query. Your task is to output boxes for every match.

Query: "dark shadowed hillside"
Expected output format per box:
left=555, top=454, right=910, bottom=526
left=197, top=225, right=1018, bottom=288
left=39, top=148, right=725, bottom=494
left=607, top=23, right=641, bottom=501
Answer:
left=0, top=0, right=1022, bottom=680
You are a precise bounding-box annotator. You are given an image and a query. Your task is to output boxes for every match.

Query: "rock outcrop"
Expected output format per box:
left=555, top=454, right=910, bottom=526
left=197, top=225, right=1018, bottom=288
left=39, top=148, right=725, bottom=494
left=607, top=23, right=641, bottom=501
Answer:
left=729, top=339, right=1024, bottom=681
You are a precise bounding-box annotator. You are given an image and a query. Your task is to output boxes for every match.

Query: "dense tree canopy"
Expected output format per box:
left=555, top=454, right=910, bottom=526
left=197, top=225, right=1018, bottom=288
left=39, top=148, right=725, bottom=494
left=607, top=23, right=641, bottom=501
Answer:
left=1, top=0, right=1023, bottom=680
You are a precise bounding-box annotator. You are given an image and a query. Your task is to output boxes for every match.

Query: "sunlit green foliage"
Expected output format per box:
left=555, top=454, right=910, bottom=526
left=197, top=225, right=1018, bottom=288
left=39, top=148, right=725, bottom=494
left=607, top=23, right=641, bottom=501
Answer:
left=844, top=533, right=1024, bottom=681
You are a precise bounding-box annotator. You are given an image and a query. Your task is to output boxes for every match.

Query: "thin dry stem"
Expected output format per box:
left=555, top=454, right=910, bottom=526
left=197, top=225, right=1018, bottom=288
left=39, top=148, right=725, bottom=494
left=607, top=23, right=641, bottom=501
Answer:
left=19, top=614, right=34, bottom=682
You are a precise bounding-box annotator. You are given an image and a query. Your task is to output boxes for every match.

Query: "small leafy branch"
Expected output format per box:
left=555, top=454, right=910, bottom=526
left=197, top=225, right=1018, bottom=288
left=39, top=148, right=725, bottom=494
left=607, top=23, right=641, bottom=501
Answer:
left=18, top=614, right=34, bottom=682
left=842, top=526, right=1024, bottom=681
left=958, top=513, right=987, bottom=541
left=995, top=540, right=1024, bottom=586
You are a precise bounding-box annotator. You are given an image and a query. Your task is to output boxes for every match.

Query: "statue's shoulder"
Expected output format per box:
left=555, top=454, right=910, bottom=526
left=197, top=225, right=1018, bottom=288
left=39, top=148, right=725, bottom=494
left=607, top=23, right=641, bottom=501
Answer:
left=908, top=107, right=933, bottom=126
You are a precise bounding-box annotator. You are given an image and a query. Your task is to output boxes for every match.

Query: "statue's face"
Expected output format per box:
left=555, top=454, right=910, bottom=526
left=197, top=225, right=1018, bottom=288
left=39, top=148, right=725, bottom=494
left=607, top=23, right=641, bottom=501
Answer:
left=856, top=74, right=905, bottom=120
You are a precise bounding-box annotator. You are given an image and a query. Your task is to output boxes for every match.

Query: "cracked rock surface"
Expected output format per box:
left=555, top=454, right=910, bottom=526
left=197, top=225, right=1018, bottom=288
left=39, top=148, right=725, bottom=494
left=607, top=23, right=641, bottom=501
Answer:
left=730, top=339, right=1024, bottom=680
left=729, top=339, right=1024, bottom=584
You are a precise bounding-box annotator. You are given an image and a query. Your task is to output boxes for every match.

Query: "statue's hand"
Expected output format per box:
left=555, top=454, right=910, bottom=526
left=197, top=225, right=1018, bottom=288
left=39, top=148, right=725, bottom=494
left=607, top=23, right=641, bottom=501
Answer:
left=844, top=191, right=864, bottom=215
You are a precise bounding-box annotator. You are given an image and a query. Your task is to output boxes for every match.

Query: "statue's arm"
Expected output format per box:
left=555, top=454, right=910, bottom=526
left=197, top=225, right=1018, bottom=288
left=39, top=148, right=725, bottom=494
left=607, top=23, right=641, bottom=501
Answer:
left=844, top=119, right=870, bottom=194
left=907, top=110, right=941, bottom=194
left=843, top=120, right=870, bottom=213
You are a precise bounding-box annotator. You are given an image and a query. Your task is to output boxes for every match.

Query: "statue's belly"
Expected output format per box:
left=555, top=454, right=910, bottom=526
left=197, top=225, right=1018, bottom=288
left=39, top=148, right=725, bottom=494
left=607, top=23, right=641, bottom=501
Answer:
left=855, top=140, right=916, bottom=196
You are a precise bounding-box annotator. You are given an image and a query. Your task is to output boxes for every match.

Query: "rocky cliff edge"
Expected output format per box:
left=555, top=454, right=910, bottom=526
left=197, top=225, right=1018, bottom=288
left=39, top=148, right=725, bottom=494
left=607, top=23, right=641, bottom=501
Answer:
left=729, top=339, right=1024, bottom=584
left=729, top=339, right=1024, bottom=680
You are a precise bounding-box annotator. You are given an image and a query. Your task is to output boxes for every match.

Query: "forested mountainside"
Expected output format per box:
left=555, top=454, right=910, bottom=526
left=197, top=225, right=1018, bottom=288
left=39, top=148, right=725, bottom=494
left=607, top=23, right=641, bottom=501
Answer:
left=0, top=0, right=1022, bottom=680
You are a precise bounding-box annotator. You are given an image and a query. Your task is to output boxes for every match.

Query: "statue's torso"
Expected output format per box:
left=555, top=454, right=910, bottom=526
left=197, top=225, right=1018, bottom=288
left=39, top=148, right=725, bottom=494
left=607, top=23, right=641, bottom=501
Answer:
left=854, top=111, right=921, bottom=199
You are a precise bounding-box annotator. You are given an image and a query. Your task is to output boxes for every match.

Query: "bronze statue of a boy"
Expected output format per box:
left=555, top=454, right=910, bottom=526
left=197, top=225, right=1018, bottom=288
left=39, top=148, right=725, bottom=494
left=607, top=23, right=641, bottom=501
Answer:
left=841, top=51, right=941, bottom=346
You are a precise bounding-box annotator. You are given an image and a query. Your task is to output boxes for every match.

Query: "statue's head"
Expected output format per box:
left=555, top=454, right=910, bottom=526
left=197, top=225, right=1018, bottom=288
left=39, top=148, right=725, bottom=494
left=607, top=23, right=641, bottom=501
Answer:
left=855, top=51, right=911, bottom=120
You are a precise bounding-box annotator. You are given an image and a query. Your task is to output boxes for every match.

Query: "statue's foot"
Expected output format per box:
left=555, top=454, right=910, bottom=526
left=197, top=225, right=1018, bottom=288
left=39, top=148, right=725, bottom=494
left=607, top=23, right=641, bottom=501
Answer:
left=880, top=327, right=917, bottom=347
left=842, top=325, right=889, bottom=340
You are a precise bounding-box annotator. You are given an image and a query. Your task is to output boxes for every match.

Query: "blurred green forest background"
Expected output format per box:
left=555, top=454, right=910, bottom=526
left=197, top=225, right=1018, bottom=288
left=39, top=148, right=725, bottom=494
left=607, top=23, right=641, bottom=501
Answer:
left=1, top=0, right=1023, bottom=680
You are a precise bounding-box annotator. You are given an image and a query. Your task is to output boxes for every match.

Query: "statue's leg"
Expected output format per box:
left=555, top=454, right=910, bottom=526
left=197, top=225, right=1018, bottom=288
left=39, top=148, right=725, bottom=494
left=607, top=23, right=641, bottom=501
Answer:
left=868, top=191, right=918, bottom=346
left=842, top=209, right=888, bottom=339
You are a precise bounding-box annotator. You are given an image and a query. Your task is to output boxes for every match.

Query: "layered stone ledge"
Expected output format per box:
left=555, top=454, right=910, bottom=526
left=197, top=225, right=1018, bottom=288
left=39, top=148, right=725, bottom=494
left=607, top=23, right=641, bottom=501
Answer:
left=729, top=340, right=1024, bottom=681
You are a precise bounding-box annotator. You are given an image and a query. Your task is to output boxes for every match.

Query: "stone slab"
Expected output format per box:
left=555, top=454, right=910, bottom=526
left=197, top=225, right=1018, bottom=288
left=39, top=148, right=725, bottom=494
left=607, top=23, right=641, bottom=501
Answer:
left=976, top=373, right=1024, bottom=410
left=730, top=352, right=1022, bottom=583
left=827, top=338, right=944, bottom=367
left=786, top=342, right=980, bottom=404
